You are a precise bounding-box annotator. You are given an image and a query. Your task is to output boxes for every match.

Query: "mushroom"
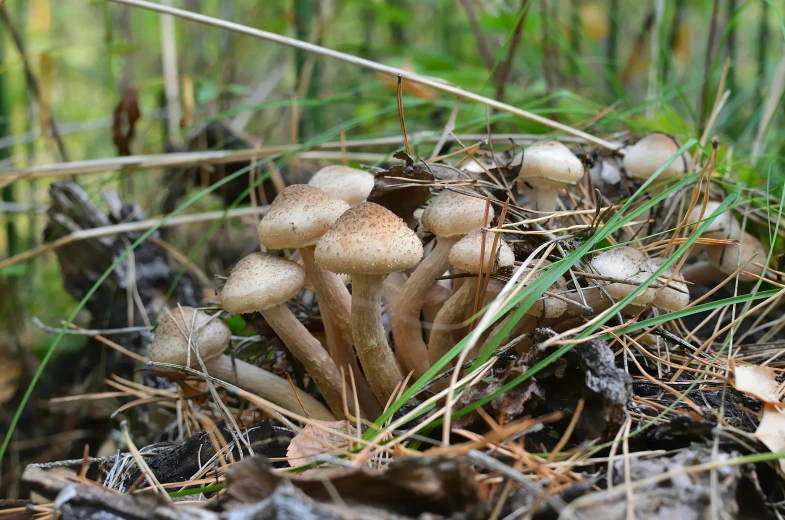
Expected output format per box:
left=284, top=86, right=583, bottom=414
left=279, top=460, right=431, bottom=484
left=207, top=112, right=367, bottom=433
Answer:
left=257, top=184, right=379, bottom=417
left=514, top=140, right=585, bottom=212
left=150, top=306, right=334, bottom=421
left=682, top=232, right=768, bottom=285
left=307, top=165, right=375, bottom=206
left=687, top=201, right=741, bottom=241
left=569, top=246, right=656, bottom=314
left=220, top=253, right=347, bottom=418
left=392, top=189, right=492, bottom=379
left=623, top=133, right=691, bottom=183
left=316, top=202, right=423, bottom=404
left=645, top=257, right=690, bottom=312
left=428, top=230, right=515, bottom=368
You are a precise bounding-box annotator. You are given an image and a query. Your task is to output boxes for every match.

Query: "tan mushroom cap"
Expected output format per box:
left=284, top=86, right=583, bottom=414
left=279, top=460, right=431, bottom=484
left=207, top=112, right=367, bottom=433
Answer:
left=645, top=258, right=689, bottom=312
left=315, top=202, right=423, bottom=275
left=687, top=201, right=741, bottom=240
left=308, top=165, right=375, bottom=206
left=150, top=306, right=230, bottom=367
left=449, top=230, right=515, bottom=274
left=258, top=184, right=350, bottom=250
left=516, top=264, right=568, bottom=318
left=515, top=140, right=585, bottom=184
left=591, top=247, right=656, bottom=304
left=707, top=232, right=768, bottom=277
left=221, top=253, right=306, bottom=313
left=421, top=190, right=494, bottom=238
left=623, top=133, right=691, bottom=181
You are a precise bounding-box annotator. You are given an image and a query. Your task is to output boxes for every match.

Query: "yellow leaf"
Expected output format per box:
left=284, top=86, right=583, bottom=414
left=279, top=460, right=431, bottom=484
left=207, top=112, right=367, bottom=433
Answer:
left=730, top=358, right=781, bottom=404
left=286, top=420, right=357, bottom=467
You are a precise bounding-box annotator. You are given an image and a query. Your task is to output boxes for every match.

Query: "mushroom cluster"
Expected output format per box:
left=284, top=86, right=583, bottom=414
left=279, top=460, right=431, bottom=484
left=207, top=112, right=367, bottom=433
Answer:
left=145, top=133, right=770, bottom=423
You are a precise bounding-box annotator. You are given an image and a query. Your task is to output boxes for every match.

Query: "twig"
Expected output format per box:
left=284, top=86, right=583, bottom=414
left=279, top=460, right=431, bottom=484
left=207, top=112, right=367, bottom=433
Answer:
left=32, top=317, right=151, bottom=337
left=159, top=0, right=182, bottom=145
left=106, top=0, right=619, bottom=152
left=494, top=0, right=530, bottom=102
left=458, top=0, right=494, bottom=70
left=0, top=5, right=68, bottom=161
left=751, top=50, right=785, bottom=165
left=698, top=0, right=720, bottom=133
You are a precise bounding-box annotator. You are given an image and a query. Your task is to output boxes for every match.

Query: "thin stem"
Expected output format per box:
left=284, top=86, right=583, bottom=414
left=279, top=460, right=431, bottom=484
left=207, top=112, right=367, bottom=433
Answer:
left=352, top=273, right=404, bottom=404
left=392, top=236, right=459, bottom=379
left=428, top=280, right=476, bottom=368
left=261, top=304, right=346, bottom=418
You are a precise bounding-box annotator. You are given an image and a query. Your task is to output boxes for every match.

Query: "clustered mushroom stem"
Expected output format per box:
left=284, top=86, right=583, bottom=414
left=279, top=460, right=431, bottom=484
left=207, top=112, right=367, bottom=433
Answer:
left=392, top=236, right=460, bottom=379
left=259, top=304, right=348, bottom=419
left=204, top=354, right=335, bottom=421
left=351, top=272, right=405, bottom=404
left=428, top=279, right=476, bottom=369
left=300, top=247, right=380, bottom=417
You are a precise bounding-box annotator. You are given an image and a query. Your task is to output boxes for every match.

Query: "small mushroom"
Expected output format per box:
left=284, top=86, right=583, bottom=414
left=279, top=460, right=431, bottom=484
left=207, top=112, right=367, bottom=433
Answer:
left=514, top=140, right=585, bottom=212
left=392, top=189, right=492, bottom=379
left=221, top=253, right=347, bottom=418
left=150, top=306, right=334, bottom=420
left=645, top=257, right=690, bottom=312
left=316, top=202, right=423, bottom=404
left=307, top=165, right=375, bottom=206
left=682, top=232, right=768, bottom=285
left=258, top=184, right=379, bottom=417
left=623, top=133, right=691, bottom=183
left=428, top=230, right=515, bottom=368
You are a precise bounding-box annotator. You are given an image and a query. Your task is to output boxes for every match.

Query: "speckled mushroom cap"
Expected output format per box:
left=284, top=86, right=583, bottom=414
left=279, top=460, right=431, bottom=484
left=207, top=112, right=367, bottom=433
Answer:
left=687, top=201, right=741, bottom=240
left=307, top=165, right=375, bottom=206
left=516, top=263, right=567, bottom=319
left=515, top=140, right=584, bottom=184
left=707, top=232, right=768, bottom=277
left=221, top=253, right=306, bottom=313
left=150, top=306, right=230, bottom=367
left=623, top=133, right=691, bottom=181
left=591, top=247, right=656, bottom=304
left=449, top=230, right=515, bottom=274
left=315, top=202, right=423, bottom=275
left=258, top=184, right=350, bottom=249
left=645, top=258, right=689, bottom=312
left=421, top=190, right=493, bottom=238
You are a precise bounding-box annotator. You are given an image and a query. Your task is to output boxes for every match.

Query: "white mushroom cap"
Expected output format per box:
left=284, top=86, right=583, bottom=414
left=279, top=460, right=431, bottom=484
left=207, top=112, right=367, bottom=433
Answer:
left=258, top=184, right=350, bottom=249
left=307, top=165, right=375, bottom=206
left=645, top=257, right=689, bottom=312
left=448, top=230, right=515, bottom=274
left=591, top=247, right=656, bottom=305
left=623, top=133, right=691, bottom=181
left=513, top=264, right=567, bottom=319
left=421, top=190, right=493, bottom=238
left=687, top=201, right=741, bottom=240
left=315, top=202, right=423, bottom=275
left=150, top=307, right=230, bottom=367
left=515, top=140, right=585, bottom=185
left=221, top=253, right=306, bottom=313
left=707, top=232, right=768, bottom=277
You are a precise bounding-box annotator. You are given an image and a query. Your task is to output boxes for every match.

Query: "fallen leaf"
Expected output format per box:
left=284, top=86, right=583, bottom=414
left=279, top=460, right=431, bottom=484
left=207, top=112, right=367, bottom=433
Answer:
left=0, top=351, right=22, bottom=405
left=367, top=151, right=434, bottom=229
left=286, top=420, right=357, bottom=467
left=731, top=358, right=781, bottom=404
left=755, top=403, right=785, bottom=474
left=112, top=88, right=142, bottom=156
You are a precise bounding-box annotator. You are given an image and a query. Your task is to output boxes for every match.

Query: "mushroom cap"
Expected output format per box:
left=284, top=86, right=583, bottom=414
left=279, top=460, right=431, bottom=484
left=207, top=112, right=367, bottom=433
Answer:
left=517, top=264, right=567, bottom=318
left=150, top=307, right=230, bottom=367
left=258, top=184, right=350, bottom=249
left=623, top=133, right=691, bottom=181
left=315, top=202, right=423, bottom=275
left=687, top=201, right=741, bottom=240
left=515, top=140, right=584, bottom=185
left=307, top=165, right=375, bottom=206
left=591, top=247, right=656, bottom=304
left=421, top=190, right=494, bottom=238
left=221, top=253, right=306, bottom=313
left=449, top=230, right=515, bottom=274
left=645, top=258, right=689, bottom=312
left=707, top=232, right=768, bottom=277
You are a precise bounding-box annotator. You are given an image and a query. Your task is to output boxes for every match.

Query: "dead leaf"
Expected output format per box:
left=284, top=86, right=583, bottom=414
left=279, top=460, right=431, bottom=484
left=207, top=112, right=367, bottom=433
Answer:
left=755, top=403, right=785, bottom=474
left=367, top=151, right=434, bottom=228
left=112, top=88, right=142, bottom=156
left=286, top=420, right=356, bottom=467
left=0, top=351, right=22, bottom=405
left=731, top=358, right=781, bottom=404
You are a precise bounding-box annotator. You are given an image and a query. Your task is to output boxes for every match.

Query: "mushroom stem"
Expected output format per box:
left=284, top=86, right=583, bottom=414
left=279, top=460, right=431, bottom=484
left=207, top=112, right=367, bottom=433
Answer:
left=680, top=260, right=726, bottom=285
left=260, top=304, right=347, bottom=418
left=351, top=272, right=405, bottom=404
left=428, top=279, right=476, bottom=368
left=528, top=183, right=559, bottom=213
left=204, top=354, right=335, bottom=421
left=300, top=247, right=380, bottom=418
left=392, top=236, right=459, bottom=379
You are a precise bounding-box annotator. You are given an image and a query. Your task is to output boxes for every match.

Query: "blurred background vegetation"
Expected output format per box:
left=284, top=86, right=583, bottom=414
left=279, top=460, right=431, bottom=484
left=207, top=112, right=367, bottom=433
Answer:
left=0, top=0, right=784, bottom=360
